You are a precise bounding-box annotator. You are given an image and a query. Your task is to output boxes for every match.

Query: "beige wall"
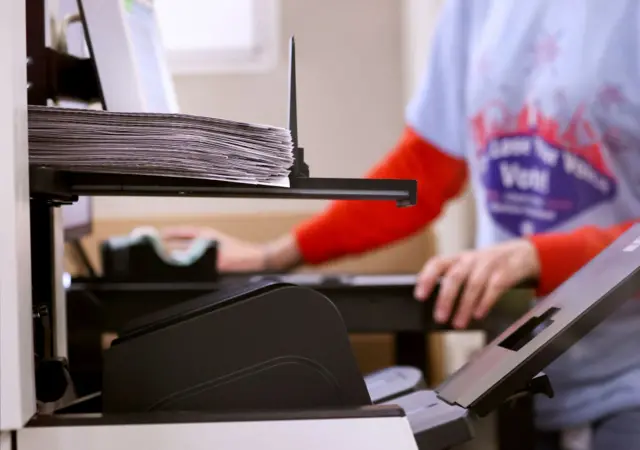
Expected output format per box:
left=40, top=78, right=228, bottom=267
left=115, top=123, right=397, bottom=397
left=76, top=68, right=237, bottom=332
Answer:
left=95, top=0, right=405, bottom=219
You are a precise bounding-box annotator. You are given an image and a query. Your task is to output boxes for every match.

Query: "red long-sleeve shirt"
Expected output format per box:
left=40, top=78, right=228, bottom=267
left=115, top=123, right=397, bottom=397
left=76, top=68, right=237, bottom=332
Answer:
left=293, top=127, right=636, bottom=297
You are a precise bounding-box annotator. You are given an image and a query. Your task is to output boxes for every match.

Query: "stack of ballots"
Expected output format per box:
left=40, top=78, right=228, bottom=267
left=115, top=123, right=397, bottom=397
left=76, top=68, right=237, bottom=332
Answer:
left=28, top=106, right=295, bottom=187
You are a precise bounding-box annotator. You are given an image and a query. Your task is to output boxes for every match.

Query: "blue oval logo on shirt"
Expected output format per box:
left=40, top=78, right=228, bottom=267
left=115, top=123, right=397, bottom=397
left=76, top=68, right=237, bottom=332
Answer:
left=474, top=104, right=618, bottom=236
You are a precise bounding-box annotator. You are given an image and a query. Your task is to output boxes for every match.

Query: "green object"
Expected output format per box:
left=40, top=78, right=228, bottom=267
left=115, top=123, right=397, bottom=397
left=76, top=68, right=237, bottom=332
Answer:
left=123, top=0, right=134, bottom=13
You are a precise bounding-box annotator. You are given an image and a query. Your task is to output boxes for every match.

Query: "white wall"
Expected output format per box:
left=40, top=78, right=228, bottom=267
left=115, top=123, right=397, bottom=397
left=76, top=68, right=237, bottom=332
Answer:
left=94, top=0, right=405, bottom=219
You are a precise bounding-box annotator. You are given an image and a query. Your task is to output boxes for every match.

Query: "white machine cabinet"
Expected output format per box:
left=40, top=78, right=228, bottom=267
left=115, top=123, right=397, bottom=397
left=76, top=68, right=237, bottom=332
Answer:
left=17, top=416, right=419, bottom=450
left=0, top=0, right=37, bottom=433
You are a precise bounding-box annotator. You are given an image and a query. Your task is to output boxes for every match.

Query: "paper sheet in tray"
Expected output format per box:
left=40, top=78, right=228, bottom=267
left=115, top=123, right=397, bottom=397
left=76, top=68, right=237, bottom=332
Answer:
left=27, top=106, right=295, bottom=187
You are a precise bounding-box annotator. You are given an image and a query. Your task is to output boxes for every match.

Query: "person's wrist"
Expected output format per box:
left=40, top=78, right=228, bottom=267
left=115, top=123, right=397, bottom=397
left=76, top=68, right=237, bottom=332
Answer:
left=521, top=238, right=541, bottom=278
left=259, top=242, right=276, bottom=271
left=260, top=235, right=302, bottom=272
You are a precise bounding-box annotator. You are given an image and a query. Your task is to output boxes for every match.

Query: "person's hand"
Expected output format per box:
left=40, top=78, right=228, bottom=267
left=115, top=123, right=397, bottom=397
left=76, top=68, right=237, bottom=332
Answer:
left=413, top=239, right=540, bottom=329
left=161, top=226, right=302, bottom=273
left=161, top=226, right=267, bottom=272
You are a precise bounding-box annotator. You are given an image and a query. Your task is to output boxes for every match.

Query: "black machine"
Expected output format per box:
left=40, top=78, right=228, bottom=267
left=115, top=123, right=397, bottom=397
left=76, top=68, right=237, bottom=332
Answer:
left=66, top=225, right=640, bottom=449
left=65, top=269, right=531, bottom=412
left=70, top=226, right=530, bottom=449
left=101, top=281, right=425, bottom=414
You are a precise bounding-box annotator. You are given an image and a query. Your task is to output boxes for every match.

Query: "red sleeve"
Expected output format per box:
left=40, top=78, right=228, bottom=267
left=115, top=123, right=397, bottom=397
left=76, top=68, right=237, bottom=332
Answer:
left=294, top=126, right=468, bottom=265
left=529, top=220, right=639, bottom=296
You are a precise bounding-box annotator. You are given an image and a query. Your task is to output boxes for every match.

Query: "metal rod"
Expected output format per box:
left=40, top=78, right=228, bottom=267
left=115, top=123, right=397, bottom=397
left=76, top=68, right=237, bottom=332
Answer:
left=287, top=36, right=298, bottom=149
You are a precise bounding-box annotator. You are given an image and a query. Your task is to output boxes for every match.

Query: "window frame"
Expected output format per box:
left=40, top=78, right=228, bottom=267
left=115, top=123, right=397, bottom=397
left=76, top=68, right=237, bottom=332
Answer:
left=154, top=0, right=280, bottom=75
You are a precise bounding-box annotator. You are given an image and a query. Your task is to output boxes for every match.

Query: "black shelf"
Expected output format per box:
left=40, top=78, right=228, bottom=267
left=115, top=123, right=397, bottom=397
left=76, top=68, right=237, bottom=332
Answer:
left=29, top=166, right=417, bottom=206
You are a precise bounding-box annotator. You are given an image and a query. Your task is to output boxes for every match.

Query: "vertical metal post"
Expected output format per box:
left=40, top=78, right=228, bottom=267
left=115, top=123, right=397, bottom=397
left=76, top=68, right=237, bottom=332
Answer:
left=287, top=36, right=308, bottom=179
left=27, top=0, right=47, bottom=106
left=52, top=208, right=68, bottom=358
left=29, top=203, right=56, bottom=360
left=27, top=0, right=57, bottom=361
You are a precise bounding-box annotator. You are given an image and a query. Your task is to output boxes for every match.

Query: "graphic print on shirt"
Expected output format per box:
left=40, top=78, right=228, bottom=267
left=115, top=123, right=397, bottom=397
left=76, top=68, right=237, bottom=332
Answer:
left=471, top=102, right=618, bottom=236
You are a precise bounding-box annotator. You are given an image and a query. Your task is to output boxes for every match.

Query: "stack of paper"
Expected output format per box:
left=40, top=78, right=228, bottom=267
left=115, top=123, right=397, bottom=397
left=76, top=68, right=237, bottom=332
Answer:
left=28, top=106, right=295, bottom=187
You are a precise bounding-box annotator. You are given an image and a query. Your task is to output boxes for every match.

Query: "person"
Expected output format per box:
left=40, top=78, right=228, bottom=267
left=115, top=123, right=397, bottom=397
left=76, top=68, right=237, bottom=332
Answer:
left=163, top=1, right=640, bottom=448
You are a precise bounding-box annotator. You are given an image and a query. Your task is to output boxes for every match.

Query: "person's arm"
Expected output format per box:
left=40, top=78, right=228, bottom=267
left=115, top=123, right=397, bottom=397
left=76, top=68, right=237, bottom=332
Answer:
left=293, top=127, right=467, bottom=265
left=530, top=220, right=639, bottom=296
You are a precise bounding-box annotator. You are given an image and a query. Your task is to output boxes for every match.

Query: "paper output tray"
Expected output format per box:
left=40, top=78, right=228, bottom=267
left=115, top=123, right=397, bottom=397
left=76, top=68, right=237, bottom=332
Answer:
left=434, top=225, right=640, bottom=416
left=29, top=166, right=417, bottom=206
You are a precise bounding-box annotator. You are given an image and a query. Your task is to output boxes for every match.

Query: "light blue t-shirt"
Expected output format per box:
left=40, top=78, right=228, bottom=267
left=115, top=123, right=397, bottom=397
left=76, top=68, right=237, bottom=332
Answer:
left=407, top=0, right=640, bottom=431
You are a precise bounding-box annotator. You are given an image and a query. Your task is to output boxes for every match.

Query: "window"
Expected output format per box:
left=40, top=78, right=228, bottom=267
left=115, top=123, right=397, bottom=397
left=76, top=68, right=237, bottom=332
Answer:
left=153, top=0, right=280, bottom=75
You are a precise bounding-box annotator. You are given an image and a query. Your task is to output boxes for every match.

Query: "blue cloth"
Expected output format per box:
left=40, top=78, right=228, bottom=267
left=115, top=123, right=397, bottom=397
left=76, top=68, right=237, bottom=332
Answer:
left=406, top=0, right=640, bottom=431
left=536, top=408, right=640, bottom=449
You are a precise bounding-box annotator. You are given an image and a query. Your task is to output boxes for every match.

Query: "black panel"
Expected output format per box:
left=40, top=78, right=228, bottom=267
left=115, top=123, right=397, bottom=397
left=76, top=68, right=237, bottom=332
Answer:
left=68, top=276, right=530, bottom=333
left=30, top=167, right=417, bottom=206
left=102, top=284, right=372, bottom=414
left=436, top=225, right=640, bottom=416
